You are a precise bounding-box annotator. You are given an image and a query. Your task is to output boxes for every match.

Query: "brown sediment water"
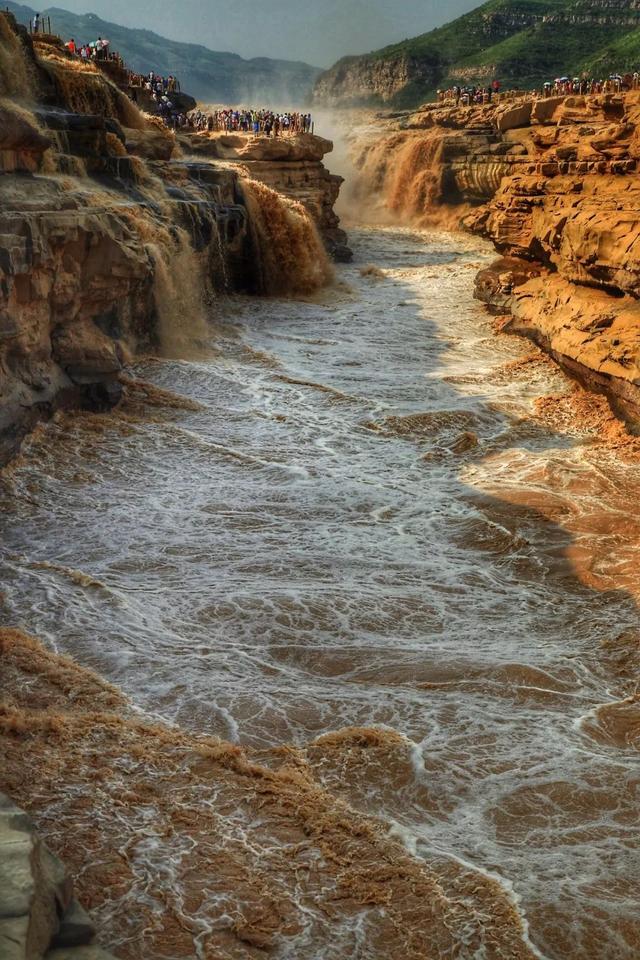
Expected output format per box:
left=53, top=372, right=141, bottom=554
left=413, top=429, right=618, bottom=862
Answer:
left=1, top=226, right=639, bottom=960
left=0, top=15, right=35, bottom=98
left=146, top=230, right=212, bottom=358
left=40, top=48, right=147, bottom=129
left=1, top=628, right=540, bottom=960
left=240, top=177, right=333, bottom=294
left=345, top=129, right=467, bottom=228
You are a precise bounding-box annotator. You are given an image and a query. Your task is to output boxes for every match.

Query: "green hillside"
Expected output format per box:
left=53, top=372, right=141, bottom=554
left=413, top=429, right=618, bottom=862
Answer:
left=5, top=1, right=321, bottom=104
left=315, top=0, right=640, bottom=107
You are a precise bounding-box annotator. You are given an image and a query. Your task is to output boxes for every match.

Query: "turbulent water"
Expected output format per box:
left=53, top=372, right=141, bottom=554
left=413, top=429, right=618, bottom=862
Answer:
left=2, top=226, right=640, bottom=959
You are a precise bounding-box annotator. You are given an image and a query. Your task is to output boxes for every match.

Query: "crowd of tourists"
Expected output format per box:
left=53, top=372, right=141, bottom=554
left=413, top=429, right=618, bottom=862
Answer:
left=438, top=72, right=640, bottom=108
left=63, top=36, right=118, bottom=62
left=437, top=81, right=502, bottom=106
left=185, top=108, right=314, bottom=136
left=30, top=11, right=117, bottom=62
left=540, top=74, right=639, bottom=96
left=129, top=71, right=181, bottom=94
left=33, top=13, right=313, bottom=138
left=128, top=71, right=183, bottom=122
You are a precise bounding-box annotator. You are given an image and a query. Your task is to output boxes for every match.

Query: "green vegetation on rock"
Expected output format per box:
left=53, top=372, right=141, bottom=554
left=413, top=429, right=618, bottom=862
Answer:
left=315, top=0, right=640, bottom=107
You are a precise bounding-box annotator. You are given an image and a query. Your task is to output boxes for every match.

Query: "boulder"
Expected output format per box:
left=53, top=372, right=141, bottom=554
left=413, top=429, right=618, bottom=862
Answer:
left=51, top=320, right=124, bottom=384
left=0, top=793, right=122, bottom=959
left=531, top=96, right=565, bottom=125
left=0, top=792, right=85, bottom=960
left=496, top=101, right=533, bottom=132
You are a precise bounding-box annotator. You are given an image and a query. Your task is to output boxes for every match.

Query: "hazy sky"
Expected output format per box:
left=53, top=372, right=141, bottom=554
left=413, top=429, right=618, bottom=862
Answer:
left=48, top=0, right=482, bottom=66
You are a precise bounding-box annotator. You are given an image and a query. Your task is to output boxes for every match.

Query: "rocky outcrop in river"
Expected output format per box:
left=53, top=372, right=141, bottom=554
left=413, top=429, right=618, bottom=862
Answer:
left=351, top=91, right=640, bottom=421
left=0, top=12, right=347, bottom=459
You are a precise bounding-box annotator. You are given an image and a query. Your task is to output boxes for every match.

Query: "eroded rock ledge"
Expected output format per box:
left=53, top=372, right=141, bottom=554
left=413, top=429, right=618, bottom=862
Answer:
left=353, top=92, right=640, bottom=421
left=0, top=792, right=115, bottom=960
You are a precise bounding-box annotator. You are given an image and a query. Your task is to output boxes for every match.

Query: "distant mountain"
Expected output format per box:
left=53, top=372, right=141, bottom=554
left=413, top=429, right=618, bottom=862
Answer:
left=314, top=0, right=640, bottom=108
left=5, top=1, right=321, bottom=104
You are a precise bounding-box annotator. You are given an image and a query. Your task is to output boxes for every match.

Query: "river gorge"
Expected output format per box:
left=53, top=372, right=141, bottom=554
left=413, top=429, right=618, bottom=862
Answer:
left=1, top=12, right=639, bottom=960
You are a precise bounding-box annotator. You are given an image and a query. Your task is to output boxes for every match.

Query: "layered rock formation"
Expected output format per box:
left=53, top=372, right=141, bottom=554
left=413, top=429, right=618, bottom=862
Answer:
left=314, top=53, right=440, bottom=109
left=0, top=13, right=347, bottom=459
left=351, top=91, right=640, bottom=420
left=180, top=130, right=351, bottom=262
left=0, top=792, right=116, bottom=960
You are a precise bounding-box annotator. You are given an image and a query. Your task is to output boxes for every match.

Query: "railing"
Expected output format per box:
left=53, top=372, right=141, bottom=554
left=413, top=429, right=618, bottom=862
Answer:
left=26, top=14, right=53, bottom=35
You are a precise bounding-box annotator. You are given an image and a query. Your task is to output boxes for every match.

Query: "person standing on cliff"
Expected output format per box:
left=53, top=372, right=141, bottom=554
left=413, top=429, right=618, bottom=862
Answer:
left=32, top=13, right=40, bottom=34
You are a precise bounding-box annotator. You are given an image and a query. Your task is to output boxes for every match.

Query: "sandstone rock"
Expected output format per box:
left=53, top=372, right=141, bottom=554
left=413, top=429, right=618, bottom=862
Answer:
left=0, top=798, right=118, bottom=959
left=0, top=10, right=349, bottom=454
left=0, top=792, right=80, bottom=960
left=51, top=320, right=124, bottom=384
left=313, top=52, right=439, bottom=107
left=496, top=101, right=532, bottom=132
left=475, top=257, right=544, bottom=313
left=350, top=88, right=640, bottom=409
left=530, top=96, right=565, bottom=124
left=237, top=133, right=333, bottom=163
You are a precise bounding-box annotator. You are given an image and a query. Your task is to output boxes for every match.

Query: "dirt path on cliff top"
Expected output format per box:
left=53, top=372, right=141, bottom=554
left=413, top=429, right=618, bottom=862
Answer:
left=2, top=226, right=640, bottom=960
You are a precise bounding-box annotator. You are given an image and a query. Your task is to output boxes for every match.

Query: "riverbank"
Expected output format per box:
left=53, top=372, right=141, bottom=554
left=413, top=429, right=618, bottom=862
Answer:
left=2, top=12, right=640, bottom=960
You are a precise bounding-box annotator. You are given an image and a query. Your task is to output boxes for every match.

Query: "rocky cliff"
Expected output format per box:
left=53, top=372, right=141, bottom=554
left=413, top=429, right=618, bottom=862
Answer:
left=350, top=90, right=640, bottom=420
left=0, top=13, right=347, bottom=460
left=314, top=0, right=640, bottom=108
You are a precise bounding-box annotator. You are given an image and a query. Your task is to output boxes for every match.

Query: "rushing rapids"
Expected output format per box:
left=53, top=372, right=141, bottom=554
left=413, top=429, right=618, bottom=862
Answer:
left=2, top=225, right=639, bottom=959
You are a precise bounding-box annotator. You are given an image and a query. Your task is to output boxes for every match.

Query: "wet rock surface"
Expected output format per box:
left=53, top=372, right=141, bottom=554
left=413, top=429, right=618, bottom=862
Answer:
left=0, top=792, right=116, bottom=960
left=179, top=130, right=352, bottom=261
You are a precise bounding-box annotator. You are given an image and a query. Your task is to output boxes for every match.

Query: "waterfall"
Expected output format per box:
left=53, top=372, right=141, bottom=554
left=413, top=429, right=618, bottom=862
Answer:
left=240, top=177, right=333, bottom=295
left=350, top=130, right=451, bottom=225
left=0, top=14, right=35, bottom=100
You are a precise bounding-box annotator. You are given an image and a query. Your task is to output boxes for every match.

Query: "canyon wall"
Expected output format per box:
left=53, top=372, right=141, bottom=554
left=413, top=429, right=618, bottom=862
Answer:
left=351, top=91, right=640, bottom=420
left=0, top=13, right=347, bottom=459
